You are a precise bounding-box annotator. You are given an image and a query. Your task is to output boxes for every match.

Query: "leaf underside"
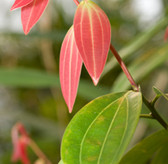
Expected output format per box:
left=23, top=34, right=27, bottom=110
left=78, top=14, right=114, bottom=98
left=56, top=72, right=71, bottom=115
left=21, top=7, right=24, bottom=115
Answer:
left=21, top=0, right=49, bottom=34
left=74, top=0, right=111, bottom=85
left=11, top=0, right=33, bottom=10
left=61, top=91, right=142, bottom=164
left=59, top=26, right=83, bottom=113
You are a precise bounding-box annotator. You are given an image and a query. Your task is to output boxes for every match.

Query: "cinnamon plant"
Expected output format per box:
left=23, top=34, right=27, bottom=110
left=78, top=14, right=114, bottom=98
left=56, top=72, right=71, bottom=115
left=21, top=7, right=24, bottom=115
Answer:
left=10, top=0, right=168, bottom=163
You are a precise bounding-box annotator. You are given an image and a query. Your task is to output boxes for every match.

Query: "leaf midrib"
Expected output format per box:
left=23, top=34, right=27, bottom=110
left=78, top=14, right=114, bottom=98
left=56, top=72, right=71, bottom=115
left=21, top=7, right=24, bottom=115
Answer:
left=97, top=94, right=127, bottom=164
left=110, top=96, right=129, bottom=164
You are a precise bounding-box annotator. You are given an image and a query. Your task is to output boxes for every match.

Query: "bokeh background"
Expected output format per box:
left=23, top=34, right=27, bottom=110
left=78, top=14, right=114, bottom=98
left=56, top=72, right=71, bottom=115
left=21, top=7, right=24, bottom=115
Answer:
left=0, top=0, right=168, bottom=163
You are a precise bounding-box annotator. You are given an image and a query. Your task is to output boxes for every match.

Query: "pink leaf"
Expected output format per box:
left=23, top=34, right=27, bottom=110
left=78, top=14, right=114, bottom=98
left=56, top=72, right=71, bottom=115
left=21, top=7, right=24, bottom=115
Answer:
left=11, top=123, right=30, bottom=164
left=18, top=137, right=30, bottom=164
left=11, top=0, right=33, bottom=11
left=59, top=26, right=83, bottom=113
left=21, top=0, right=49, bottom=35
left=74, top=0, right=111, bottom=85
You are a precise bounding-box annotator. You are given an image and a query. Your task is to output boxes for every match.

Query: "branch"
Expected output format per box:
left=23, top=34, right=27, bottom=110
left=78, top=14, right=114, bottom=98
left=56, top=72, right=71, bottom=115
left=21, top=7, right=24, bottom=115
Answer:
left=142, top=95, right=168, bottom=130
left=140, top=113, right=154, bottom=119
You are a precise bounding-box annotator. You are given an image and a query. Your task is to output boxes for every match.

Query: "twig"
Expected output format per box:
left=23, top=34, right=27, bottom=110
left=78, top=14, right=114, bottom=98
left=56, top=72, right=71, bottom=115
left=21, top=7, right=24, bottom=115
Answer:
left=140, top=113, right=154, bottom=119
left=142, top=95, right=168, bottom=130
left=110, top=43, right=139, bottom=91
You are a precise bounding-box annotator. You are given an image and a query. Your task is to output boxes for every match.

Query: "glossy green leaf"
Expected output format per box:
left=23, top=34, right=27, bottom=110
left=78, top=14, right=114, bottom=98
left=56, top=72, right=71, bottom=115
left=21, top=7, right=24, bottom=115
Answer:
left=119, top=130, right=168, bottom=164
left=153, top=86, right=168, bottom=101
left=111, top=44, right=168, bottom=92
left=61, top=91, right=142, bottom=164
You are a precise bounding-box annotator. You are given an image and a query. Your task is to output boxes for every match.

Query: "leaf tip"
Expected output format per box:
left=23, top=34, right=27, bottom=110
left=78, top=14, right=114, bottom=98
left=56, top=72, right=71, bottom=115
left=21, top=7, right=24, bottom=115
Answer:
left=23, top=28, right=30, bottom=35
left=10, top=3, right=18, bottom=11
left=10, top=6, right=15, bottom=11
left=92, top=77, right=99, bottom=86
left=24, top=31, right=29, bottom=35
left=68, top=105, right=73, bottom=113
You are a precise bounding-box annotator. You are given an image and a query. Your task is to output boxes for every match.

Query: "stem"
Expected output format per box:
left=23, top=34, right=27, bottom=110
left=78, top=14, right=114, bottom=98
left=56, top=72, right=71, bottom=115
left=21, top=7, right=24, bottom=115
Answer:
left=102, top=17, right=168, bottom=78
left=151, top=95, right=160, bottom=106
left=142, top=95, right=168, bottom=130
left=110, top=43, right=139, bottom=91
left=28, top=139, right=52, bottom=164
left=140, top=113, right=154, bottom=119
left=73, top=0, right=79, bottom=5
left=110, top=43, right=168, bottom=129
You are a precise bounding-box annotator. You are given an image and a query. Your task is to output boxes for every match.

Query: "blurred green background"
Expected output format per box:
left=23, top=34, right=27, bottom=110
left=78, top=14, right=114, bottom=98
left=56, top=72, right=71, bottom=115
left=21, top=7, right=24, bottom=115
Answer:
left=0, top=0, right=168, bottom=163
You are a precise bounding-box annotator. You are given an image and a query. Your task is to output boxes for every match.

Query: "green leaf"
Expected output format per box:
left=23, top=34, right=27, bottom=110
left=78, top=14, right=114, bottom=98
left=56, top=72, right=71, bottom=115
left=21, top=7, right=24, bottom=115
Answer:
left=151, top=142, right=168, bottom=164
left=61, top=91, right=142, bottom=164
left=119, top=130, right=168, bottom=164
left=111, top=44, right=168, bottom=92
left=0, top=30, right=66, bottom=42
left=58, top=160, right=64, bottom=164
left=0, top=67, right=60, bottom=87
left=153, top=86, right=168, bottom=101
left=0, top=67, right=109, bottom=100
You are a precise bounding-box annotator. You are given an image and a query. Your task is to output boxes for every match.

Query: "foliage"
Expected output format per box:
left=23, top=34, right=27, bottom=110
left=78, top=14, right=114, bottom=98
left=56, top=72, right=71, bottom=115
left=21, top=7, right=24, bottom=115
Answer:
left=0, top=0, right=168, bottom=163
left=61, top=91, right=142, bottom=164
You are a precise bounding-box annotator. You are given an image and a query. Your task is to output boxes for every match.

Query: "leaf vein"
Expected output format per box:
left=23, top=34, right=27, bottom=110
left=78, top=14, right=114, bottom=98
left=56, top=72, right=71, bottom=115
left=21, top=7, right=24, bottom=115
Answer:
left=110, top=94, right=129, bottom=164
left=79, top=94, right=125, bottom=163
left=97, top=94, right=127, bottom=164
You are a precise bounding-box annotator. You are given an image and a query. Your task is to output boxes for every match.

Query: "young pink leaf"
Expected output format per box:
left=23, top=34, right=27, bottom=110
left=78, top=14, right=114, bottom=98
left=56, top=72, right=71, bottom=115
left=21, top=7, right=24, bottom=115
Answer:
left=11, top=124, right=30, bottom=164
left=11, top=0, right=33, bottom=11
left=74, top=0, right=111, bottom=85
left=59, top=26, right=83, bottom=113
left=21, top=0, right=49, bottom=35
left=12, top=137, right=30, bottom=164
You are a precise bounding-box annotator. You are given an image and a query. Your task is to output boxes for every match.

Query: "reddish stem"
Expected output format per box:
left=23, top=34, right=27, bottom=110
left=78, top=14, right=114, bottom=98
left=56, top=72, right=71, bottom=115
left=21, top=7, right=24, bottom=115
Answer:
left=14, top=123, right=52, bottom=164
left=110, top=43, right=139, bottom=91
left=73, top=0, right=79, bottom=5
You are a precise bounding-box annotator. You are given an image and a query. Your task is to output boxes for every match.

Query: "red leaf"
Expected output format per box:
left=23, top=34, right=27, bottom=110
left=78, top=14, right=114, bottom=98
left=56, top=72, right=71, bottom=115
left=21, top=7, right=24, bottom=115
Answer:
left=74, top=0, right=111, bottom=85
left=59, top=26, right=83, bottom=113
left=11, top=124, right=30, bottom=164
left=11, top=0, right=33, bottom=11
left=21, top=0, right=49, bottom=35
left=19, top=137, right=30, bottom=164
